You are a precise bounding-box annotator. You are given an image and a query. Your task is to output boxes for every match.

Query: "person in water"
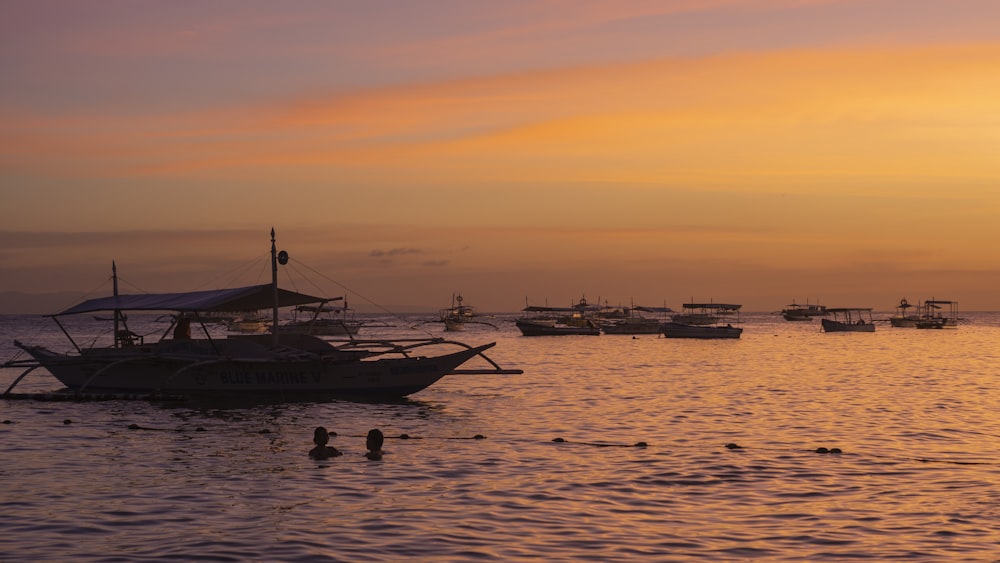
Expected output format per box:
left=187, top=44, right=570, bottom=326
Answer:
left=365, top=428, right=384, bottom=461
left=309, top=426, right=343, bottom=460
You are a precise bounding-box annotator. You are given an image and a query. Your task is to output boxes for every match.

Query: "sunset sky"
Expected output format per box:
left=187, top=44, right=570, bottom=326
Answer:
left=2, top=0, right=1000, bottom=313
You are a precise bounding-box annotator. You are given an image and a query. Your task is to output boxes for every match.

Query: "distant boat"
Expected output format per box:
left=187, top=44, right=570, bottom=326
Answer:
left=271, top=297, right=363, bottom=336
left=516, top=299, right=601, bottom=336
left=915, top=299, right=959, bottom=329
left=889, top=298, right=960, bottom=329
left=669, top=300, right=740, bottom=327
left=600, top=305, right=672, bottom=335
left=780, top=300, right=828, bottom=321
left=821, top=308, right=875, bottom=332
left=515, top=318, right=601, bottom=336
left=226, top=310, right=269, bottom=333
left=889, top=298, right=920, bottom=328
left=661, top=302, right=743, bottom=339
left=438, top=294, right=496, bottom=332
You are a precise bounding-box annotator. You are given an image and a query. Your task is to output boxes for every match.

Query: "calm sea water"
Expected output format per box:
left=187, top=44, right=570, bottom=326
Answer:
left=2, top=312, right=1000, bottom=562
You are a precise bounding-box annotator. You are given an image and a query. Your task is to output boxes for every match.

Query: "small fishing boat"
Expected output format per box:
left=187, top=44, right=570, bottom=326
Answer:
left=660, top=303, right=743, bottom=339
left=670, top=300, right=740, bottom=326
left=915, top=299, right=959, bottom=329
left=600, top=305, right=672, bottom=335
left=3, top=229, right=521, bottom=399
left=514, top=318, right=601, bottom=336
left=273, top=298, right=363, bottom=336
left=889, top=298, right=920, bottom=328
left=438, top=294, right=496, bottom=331
left=516, top=300, right=601, bottom=336
left=821, top=308, right=876, bottom=332
left=780, top=300, right=828, bottom=321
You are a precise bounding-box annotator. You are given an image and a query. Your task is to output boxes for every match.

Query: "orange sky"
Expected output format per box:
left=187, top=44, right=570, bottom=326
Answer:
left=2, top=1, right=1000, bottom=312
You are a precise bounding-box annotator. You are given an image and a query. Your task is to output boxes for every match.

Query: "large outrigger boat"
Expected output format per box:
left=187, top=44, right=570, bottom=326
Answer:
left=3, top=230, right=521, bottom=399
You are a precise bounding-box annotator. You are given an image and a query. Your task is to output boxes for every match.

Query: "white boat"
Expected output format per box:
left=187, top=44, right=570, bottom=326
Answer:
left=821, top=308, right=876, bottom=332
left=661, top=303, right=743, bottom=339
left=2, top=230, right=521, bottom=399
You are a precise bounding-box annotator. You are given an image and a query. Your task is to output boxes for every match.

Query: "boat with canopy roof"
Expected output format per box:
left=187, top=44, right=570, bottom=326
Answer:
left=3, top=229, right=521, bottom=399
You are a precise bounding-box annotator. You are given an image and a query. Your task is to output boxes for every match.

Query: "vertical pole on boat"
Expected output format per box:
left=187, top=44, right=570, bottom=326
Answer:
left=271, top=228, right=279, bottom=348
left=112, top=261, right=120, bottom=349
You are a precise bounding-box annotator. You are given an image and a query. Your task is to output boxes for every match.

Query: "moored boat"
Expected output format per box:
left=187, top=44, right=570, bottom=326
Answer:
left=915, top=299, right=959, bottom=329
left=272, top=298, right=363, bottom=336
left=661, top=303, right=743, bottom=339
left=821, top=308, right=876, bottom=332
left=600, top=305, right=673, bottom=335
left=516, top=300, right=602, bottom=336
left=889, top=298, right=920, bottom=328
left=515, top=318, right=601, bottom=336
left=781, top=300, right=827, bottom=321
left=437, top=294, right=496, bottom=331
left=2, top=229, right=521, bottom=399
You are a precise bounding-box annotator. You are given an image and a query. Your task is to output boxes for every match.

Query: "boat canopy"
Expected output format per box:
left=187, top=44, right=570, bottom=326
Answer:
left=294, top=298, right=347, bottom=313
left=522, top=304, right=603, bottom=313
left=54, top=284, right=329, bottom=316
left=681, top=303, right=741, bottom=311
left=633, top=306, right=674, bottom=313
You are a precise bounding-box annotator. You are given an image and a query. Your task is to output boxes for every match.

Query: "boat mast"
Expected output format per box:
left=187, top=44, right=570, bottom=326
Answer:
left=113, top=261, right=120, bottom=349
left=271, top=228, right=279, bottom=348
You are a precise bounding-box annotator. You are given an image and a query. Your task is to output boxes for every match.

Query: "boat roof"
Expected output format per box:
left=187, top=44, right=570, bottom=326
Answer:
left=632, top=306, right=674, bottom=313
left=54, top=284, right=329, bottom=316
left=522, top=304, right=603, bottom=313
left=681, top=303, right=741, bottom=311
left=294, top=299, right=347, bottom=313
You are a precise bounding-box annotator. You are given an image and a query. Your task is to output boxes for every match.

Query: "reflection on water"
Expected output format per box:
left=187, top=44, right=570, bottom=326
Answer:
left=2, top=313, right=1000, bottom=561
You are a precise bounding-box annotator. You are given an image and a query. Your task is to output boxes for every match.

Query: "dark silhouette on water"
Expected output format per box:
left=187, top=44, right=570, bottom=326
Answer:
left=309, top=426, right=343, bottom=460
left=365, top=428, right=384, bottom=460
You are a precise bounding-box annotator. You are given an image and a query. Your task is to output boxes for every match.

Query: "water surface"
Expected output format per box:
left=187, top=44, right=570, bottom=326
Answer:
left=2, top=313, right=1000, bottom=561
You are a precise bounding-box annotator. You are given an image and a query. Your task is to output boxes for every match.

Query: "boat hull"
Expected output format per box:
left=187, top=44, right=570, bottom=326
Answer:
left=660, top=322, right=742, bottom=339
left=821, top=319, right=876, bottom=333
left=515, top=319, right=600, bottom=336
left=17, top=341, right=492, bottom=397
left=600, top=320, right=662, bottom=334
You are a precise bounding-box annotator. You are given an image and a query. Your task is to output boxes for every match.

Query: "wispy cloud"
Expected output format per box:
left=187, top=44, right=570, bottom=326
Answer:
left=369, top=248, right=423, bottom=258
